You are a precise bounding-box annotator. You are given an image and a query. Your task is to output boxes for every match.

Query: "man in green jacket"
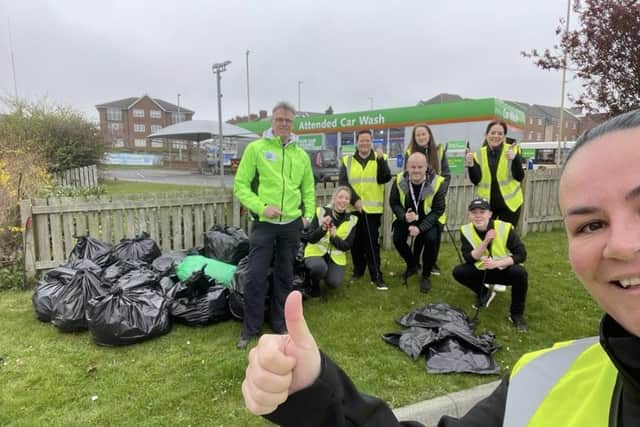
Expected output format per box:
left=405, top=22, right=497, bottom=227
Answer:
left=234, top=101, right=316, bottom=349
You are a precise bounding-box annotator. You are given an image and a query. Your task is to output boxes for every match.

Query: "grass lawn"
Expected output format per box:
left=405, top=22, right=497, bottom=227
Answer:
left=0, top=230, right=602, bottom=426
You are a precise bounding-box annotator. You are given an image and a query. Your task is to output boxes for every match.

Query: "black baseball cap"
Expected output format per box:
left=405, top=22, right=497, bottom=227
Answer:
left=468, top=198, right=491, bottom=211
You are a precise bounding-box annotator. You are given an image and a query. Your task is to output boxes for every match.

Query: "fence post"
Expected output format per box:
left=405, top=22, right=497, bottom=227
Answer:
left=19, top=199, right=36, bottom=279
left=232, top=194, right=241, bottom=228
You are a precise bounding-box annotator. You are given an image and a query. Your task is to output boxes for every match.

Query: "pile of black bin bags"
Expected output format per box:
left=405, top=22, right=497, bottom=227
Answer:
left=32, top=226, right=254, bottom=346
left=383, top=303, right=501, bottom=375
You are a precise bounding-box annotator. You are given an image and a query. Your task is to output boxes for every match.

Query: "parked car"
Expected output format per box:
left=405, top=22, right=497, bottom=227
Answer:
left=306, top=149, right=339, bottom=183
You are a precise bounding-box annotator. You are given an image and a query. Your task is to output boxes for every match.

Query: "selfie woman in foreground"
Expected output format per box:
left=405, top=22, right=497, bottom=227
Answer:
left=242, top=109, right=640, bottom=426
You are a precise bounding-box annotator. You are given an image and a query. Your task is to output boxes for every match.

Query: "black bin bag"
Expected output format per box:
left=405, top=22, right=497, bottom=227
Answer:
left=152, top=251, right=187, bottom=277
left=228, top=256, right=272, bottom=320
left=51, top=269, right=107, bottom=332
left=67, top=235, right=113, bottom=268
left=102, top=259, right=148, bottom=287
left=86, top=280, right=170, bottom=346
left=168, top=268, right=230, bottom=326
left=203, top=225, right=249, bottom=265
left=32, top=267, right=76, bottom=322
left=112, top=232, right=161, bottom=264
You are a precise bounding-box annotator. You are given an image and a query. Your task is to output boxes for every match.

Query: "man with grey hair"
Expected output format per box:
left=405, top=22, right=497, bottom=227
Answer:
left=234, top=101, right=316, bottom=349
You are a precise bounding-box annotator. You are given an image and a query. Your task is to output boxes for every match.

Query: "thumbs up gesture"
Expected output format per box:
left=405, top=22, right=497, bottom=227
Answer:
left=465, top=146, right=474, bottom=167
left=506, top=143, right=516, bottom=160
left=242, top=291, right=321, bottom=415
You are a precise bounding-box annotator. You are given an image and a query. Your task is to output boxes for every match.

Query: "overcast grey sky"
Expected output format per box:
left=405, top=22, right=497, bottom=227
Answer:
left=0, top=0, right=577, bottom=121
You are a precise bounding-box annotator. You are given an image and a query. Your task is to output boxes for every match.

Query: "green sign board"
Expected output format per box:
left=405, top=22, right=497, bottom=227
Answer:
left=521, top=148, right=535, bottom=159
left=446, top=140, right=468, bottom=175
left=297, top=134, right=323, bottom=150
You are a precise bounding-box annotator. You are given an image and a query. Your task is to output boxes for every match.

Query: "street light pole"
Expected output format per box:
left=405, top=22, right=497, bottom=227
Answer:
left=557, top=0, right=571, bottom=165
left=212, top=60, right=231, bottom=187
left=246, top=49, right=251, bottom=121
left=297, top=80, right=303, bottom=112
left=368, top=97, right=374, bottom=110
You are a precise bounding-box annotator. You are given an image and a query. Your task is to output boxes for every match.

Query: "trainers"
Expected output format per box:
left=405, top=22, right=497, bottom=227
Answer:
left=375, top=280, right=389, bottom=291
left=509, top=314, right=529, bottom=332
left=431, top=264, right=441, bottom=276
left=420, top=276, right=431, bottom=293
left=473, top=290, right=496, bottom=309
left=236, top=335, right=256, bottom=350
left=402, top=266, right=419, bottom=281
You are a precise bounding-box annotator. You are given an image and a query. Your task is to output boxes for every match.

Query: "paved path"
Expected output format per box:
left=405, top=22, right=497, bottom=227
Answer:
left=101, top=168, right=234, bottom=187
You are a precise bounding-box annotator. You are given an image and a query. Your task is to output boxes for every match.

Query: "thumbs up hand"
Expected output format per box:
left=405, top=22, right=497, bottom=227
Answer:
left=506, top=143, right=516, bottom=160
left=465, top=148, right=474, bottom=167
left=242, top=291, right=321, bottom=415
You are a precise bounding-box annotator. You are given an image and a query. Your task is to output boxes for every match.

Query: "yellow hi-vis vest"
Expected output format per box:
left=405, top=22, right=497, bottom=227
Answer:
left=474, top=143, right=523, bottom=212
left=460, top=220, right=512, bottom=270
left=303, top=207, right=358, bottom=266
left=395, top=173, right=446, bottom=225
left=504, top=337, right=617, bottom=426
left=342, top=153, right=386, bottom=214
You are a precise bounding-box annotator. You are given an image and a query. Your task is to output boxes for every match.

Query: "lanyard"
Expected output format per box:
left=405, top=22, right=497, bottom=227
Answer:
left=408, top=180, right=426, bottom=213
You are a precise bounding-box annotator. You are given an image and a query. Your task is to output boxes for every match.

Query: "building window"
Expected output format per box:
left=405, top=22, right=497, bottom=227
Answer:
left=171, top=112, right=186, bottom=123
left=528, top=118, right=533, bottom=124
left=134, top=139, right=147, bottom=147
left=109, top=123, right=122, bottom=131
left=172, top=141, right=187, bottom=150
left=107, top=108, right=122, bottom=121
left=537, top=118, right=542, bottom=126
left=113, top=138, right=124, bottom=148
left=150, top=110, right=162, bottom=119
left=133, top=109, right=145, bottom=118
left=536, top=132, right=542, bottom=140
left=151, top=139, right=164, bottom=148
left=572, top=121, right=577, bottom=130
left=528, top=131, right=534, bottom=140
left=134, top=124, right=146, bottom=133
left=150, top=124, right=162, bottom=133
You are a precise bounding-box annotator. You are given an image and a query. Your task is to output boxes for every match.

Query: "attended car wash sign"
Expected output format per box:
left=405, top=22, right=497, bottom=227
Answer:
left=297, top=134, right=323, bottom=150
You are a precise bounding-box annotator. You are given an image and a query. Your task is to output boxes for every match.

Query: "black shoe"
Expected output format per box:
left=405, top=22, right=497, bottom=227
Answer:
left=350, top=273, right=364, bottom=283
left=431, top=264, right=441, bottom=276
left=236, top=335, right=256, bottom=350
left=375, top=280, right=388, bottom=291
left=420, top=276, right=431, bottom=293
left=402, top=266, right=419, bottom=281
left=473, top=290, right=497, bottom=309
left=509, top=314, right=528, bottom=332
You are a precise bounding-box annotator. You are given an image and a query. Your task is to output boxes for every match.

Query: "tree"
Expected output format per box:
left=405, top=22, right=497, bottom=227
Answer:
left=324, top=105, right=334, bottom=115
left=523, top=0, right=640, bottom=115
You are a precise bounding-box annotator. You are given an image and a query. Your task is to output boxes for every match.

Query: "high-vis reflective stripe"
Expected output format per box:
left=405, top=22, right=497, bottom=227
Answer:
left=304, top=207, right=358, bottom=265
left=343, top=154, right=385, bottom=214
left=460, top=220, right=512, bottom=270
left=504, top=337, right=616, bottom=427
left=475, top=143, right=523, bottom=212
left=396, top=173, right=444, bottom=222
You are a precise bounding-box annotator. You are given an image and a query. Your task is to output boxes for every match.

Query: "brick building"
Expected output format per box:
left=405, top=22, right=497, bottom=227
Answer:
left=96, top=95, right=195, bottom=150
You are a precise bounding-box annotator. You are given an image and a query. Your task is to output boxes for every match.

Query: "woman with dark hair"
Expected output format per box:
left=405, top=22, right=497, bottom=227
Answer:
left=404, top=124, right=451, bottom=275
left=242, top=109, right=640, bottom=426
left=465, top=120, right=524, bottom=227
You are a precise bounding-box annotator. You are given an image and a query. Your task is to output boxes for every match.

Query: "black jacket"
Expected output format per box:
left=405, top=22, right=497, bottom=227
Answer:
left=306, top=206, right=356, bottom=252
left=389, top=170, right=446, bottom=234
left=339, top=151, right=392, bottom=205
left=264, top=315, right=640, bottom=426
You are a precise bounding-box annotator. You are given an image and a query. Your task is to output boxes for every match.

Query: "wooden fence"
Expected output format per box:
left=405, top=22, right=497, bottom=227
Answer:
left=53, top=165, right=98, bottom=188
left=20, top=168, right=563, bottom=278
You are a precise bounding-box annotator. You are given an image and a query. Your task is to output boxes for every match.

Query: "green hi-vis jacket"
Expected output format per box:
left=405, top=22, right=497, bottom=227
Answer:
left=234, top=134, right=315, bottom=223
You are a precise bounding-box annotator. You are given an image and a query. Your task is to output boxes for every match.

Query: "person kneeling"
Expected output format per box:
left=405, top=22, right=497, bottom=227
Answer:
left=390, top=152, right=446, bottom=293
left=453, top=198, right=529, bottom=331
left=303, top=186, right=358, bottom=297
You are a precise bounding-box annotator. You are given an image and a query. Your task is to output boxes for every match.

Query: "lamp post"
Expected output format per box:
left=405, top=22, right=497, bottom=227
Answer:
left=557, top=0, right=571, bottom=165
left=246, top=50, right=251, bottom=121
left=212, top=60, right=231, bottom=187
left=368, top=97, right=374, bottom=111
left=297, top=80, right=303, bottom=112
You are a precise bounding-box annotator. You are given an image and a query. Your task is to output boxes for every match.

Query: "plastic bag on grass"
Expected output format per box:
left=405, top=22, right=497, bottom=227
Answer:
left=87, top=283, right=170, bottom=346
left=51, top=269, right=107, bottom=332
left=203, top=225, right=249, bottom=265
left=168, top=268, right=230, bottom=326
left=102, top=260, right=148, bottom=287
left=228, top=256, right=272, bottom=320
left=32, top=267, right=76, bottom=322
left=175, top=255, right=236, bottom=286
left=152, top=251, right=188, bottom=276
left=112, top=232, right=161, bottom=264
left=114, top=268, right=159, bottom=291
left=426, top=338, right=500, bottom=375
left=67, top=235, right=113, bottom=268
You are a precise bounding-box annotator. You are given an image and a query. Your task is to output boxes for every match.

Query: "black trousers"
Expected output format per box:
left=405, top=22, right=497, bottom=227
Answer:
left=393, top=222, right=439, bottom=278
left=452, top=263, right=528, bottom=315
left=351, top=213, right=382, bottom=282
left=412, top=223, right=443, bottom=269
left=243, top=219, right=301, bottom=337
left=304, top=255, right=345, bottom=289
left=491, top=206, right=521, bottom=229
